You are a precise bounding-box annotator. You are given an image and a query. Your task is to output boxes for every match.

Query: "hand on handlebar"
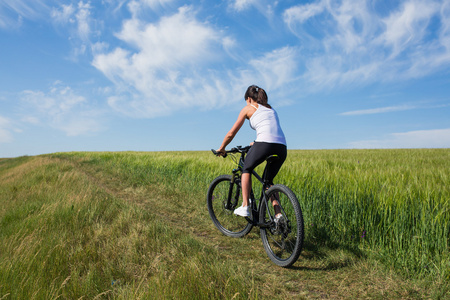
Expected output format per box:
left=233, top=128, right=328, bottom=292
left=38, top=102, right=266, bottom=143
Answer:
left=215, top=148, right=226, bottom=157
left=212, top=145, right=252, bottom=158
left=211, top=148, right=227, bottom=157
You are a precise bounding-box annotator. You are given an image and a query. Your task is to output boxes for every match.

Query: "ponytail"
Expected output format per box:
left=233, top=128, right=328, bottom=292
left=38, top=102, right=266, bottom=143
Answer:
left=244, top=85, right=271, bottom=109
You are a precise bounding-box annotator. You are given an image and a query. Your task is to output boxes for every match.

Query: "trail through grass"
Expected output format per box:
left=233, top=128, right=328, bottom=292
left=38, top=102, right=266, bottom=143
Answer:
left=0, top=150, right=448, bottom=299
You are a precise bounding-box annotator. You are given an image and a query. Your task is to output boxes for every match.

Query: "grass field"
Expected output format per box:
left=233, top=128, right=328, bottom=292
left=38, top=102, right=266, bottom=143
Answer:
left=0, top=149, right=449, bottom=299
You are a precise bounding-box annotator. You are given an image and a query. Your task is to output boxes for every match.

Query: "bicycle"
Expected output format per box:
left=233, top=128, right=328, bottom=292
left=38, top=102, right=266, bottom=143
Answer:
left=207, top=145, right=304, bottom=267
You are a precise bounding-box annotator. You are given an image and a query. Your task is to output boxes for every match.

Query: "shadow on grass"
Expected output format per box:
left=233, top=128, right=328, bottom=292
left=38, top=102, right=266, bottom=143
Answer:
left=241, top=224, right=367, bottom=271
left=306, top=224, right=366, bottom=255
left=286, top=225, right=367, bottom=271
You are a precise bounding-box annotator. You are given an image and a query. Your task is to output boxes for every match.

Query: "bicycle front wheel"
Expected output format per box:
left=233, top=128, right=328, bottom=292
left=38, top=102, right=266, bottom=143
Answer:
left=207, top=175, right=253, bottom=238
left=259, top=184, right=304, bottom=267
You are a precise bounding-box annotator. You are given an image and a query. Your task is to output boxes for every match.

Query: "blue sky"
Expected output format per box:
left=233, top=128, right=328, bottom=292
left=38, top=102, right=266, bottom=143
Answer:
left=1, top=0, right=450, bottom=157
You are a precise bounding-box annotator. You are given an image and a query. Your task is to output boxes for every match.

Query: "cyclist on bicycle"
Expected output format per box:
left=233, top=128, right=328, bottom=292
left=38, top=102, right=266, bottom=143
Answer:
left=216, top=85, right=287, bottom=218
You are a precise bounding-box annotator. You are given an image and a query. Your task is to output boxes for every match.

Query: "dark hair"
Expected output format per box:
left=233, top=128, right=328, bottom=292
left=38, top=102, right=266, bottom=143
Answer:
left=244, top=85, right=271, bottom=109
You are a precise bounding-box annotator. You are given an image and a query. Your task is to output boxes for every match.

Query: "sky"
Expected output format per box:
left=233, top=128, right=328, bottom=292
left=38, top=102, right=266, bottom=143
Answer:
left=1, top=0, right=450, bottom=158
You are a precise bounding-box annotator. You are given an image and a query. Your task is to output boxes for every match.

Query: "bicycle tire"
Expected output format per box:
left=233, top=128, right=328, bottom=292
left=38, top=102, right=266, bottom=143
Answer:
left=259, top=184, right=304, bottom=267
left=207, top=175, right=253, bottom=238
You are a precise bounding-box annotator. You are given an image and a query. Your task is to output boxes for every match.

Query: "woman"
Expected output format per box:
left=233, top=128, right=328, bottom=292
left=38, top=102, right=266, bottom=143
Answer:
left=216, top=85, right=287, bottom=218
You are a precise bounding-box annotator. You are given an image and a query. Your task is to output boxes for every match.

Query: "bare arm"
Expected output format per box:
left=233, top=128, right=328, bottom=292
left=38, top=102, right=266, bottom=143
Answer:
left=216, top=107, right=248, bottom=155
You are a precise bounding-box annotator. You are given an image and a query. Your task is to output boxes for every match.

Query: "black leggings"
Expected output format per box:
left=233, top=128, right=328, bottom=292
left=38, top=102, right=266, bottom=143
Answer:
left=242, top=142, right=287, bottom=184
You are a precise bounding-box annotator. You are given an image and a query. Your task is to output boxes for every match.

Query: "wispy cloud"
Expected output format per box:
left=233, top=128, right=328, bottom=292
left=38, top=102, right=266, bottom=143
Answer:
left=0, top=116, right=13, bottom=143
left=0, top=0, right=53, bottom=29
left=348, top=128, right=450, bottom=148
left=284, top=0, right=450, bottom=88
left=231, top=0, right=258, bottom=12
left=92, top=6, right=230, bottom=117
left=340, top=102, right=450, bottom=116
left=379, top=1, right=440, bottom=58
left=137, top=0, right=176, bottom=11
left=50, top=4, right=75, bottom=23
left=229, top=0, right=275, bottom=15
left=4, top=0, right=449, bottom=122
left=50, top=1, right=97, bottom=57
left=340, top=104, right=418, bottom=116
left=92, top=5, right=297, bottom=117
left=249, top=47, right=299, bottom=91
left=19, top=82, right=105, bottom=136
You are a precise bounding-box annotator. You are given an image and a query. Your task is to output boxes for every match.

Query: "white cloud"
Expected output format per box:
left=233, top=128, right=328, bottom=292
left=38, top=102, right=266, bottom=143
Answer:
left=340, top=104, right=418, bottom=116
left=284, top=0, right=325, bottom=24
left=20, top=82, right=104, bottom=136
left=140, top=0, right=176, bottom=10
left=228, top=0, right=279, bottom=21
left=440, top=1, right=450, bottom=51
left=51, top=1, right=96, bottom=57
left=348, top=128, right=450, bottom=148
left=75, top=2, right=92, bottom=41
left=0, top=116, right=13, bottom=143
left=92, top=6, right=242, bottom=117
left=50, top=3, right=75, bottom=23
left=284, top=0, right=450, bottom=89
left=114, top=6, right=220, bottom=68
left=126, top=0, right=176, bottom=18
left=0, top=0, right=51, bottom=28
left=231, top=0, right=258, bottom=12
left=379, top=1, right=439, bottom=58
left=249, top=47, right=299, bottom=90
left=91, top=3, right=302, bottom=118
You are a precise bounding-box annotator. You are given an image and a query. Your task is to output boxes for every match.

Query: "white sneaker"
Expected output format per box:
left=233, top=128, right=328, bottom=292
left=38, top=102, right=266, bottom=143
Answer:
left=234, top=205, right=250, bottom=217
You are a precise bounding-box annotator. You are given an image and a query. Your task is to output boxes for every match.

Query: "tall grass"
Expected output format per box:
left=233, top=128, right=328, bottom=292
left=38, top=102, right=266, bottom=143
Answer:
left=0, top=156, right=256, bottom=299
left=1, top=149, right=448, bottom=298
left=281, top=149, right=449, bottom=280
left=55, top=149, right=449, bottom=280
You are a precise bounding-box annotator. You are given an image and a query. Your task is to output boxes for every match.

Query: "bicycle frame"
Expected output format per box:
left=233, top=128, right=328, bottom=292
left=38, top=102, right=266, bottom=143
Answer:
left=227, top=147, right=277, bottom=228
left=209, top=145, right=304, bottom=267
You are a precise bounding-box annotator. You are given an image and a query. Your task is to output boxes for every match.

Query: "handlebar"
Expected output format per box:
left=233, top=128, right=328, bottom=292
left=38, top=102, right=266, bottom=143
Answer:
left=211, top=145, right=252, bottom=158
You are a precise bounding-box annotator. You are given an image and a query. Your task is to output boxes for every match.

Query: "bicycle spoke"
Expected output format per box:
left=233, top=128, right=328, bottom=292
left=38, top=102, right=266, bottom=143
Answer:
left=208, top=146, right=303, bottom=267
left=207, top=175, right=253, bottom=238
left=259, top=184, right=304, bottom=267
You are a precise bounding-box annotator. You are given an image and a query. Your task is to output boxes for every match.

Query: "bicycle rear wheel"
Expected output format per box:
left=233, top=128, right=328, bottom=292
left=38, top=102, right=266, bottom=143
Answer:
left=207, top=175, right=253, bottom=238
left=259, top=184, right=304, bottom=267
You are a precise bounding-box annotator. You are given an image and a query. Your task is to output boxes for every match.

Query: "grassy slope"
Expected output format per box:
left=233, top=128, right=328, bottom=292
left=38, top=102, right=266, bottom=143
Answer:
left=0, top=151, right=448, bottom=299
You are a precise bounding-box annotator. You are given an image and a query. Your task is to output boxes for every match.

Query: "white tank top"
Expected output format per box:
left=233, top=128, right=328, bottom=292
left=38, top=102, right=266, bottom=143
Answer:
left=249, top=105, right=286, bottom=145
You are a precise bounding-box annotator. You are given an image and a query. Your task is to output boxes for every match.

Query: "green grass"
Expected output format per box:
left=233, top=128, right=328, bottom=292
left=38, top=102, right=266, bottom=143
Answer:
left=0, top=149, right=448, bottom=299
left=0, top=156, right=253, bottom=299
left=283, top=149, right=449, bottom=280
